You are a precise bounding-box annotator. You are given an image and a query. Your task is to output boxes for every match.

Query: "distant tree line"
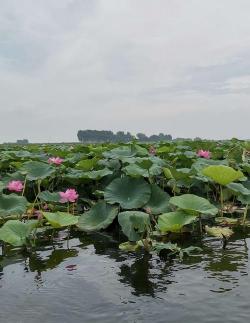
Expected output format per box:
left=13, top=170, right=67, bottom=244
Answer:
left=16, top=139, right=29, bottom=144
left=77, top=130, right=172, bottom=143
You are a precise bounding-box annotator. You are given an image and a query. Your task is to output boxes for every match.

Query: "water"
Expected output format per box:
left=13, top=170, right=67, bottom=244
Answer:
left=0, top=231, right=250, bottom=323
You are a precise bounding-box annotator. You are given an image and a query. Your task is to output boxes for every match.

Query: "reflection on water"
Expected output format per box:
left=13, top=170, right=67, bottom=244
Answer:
left=0, top=230, right=250, bottom=323
left=119, top=253, right=157, bottom=296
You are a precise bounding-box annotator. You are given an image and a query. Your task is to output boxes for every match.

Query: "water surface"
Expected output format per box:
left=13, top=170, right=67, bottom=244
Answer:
left=1, top=231, right=250, bottom=323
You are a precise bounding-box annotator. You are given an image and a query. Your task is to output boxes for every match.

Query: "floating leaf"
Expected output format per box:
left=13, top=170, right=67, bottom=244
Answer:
left=77, top=201, right=118, bottom=231
left=226, top=183, right=250, bottom=196
left=43, top=212, right=79, bottom=228
left=202, top=165, right=244, bottom=185
left=21, top=161, right=55, bottom=180
left=0, top=220, right=38, bottom=246
left=205, top=225, right=234, bottom=239
left=119, top=241, right=141, bottom=252
left=122, top=164, right=148, bottom=177
left=0, top=194, right=27, bottom=217
left=152, top=242, right=181, bottom=256
left=169, top=194, right=218, bottom=216
left=82, top=168, right=112, bottom=180
left=75, top=158, right=98, bottom=171
left=144, top=184, right=170, bottom=215
left=158, top=211, right=197, bottom=233
left=38, top=191, right=61, bottom=202
left=0, top=181, right=4, bottom=193
left=118, top=211, right=150, bottom=241
left=104, top=177, right=151, bottom=209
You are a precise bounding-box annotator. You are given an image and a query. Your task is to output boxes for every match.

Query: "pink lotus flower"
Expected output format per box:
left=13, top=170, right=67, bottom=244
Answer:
left=7, top=180, right=24, bottom=192
left=59, top=189, right=79, bottom=203
left=48, top=157, right=64, bottom=165
left=149, top=146, right=156, bottom=155
left=197, top=150, right=211, bottom=159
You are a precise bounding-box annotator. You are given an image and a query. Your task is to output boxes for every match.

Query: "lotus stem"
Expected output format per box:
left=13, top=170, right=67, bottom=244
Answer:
left=220, top=185, right=224, bottom=217
left=199, top=214, right=203, bottom=236
left=22, top=176, right=27, bottom=196
left=243, top=204, right=248, bottom=227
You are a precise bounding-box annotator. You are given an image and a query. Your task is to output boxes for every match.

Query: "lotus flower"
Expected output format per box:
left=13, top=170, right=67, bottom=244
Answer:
left=149, top=146, right=156, bottom=155
left=48, top=157, right=64, bottom=165
left=7, top=180, right=24, bottom=192
left=59, top=189, right=79, bottom=203
left=197, top=150, right=211, bottom=159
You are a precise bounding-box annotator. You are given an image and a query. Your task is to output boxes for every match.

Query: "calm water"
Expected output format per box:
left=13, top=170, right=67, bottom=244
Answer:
left=0, top=230, right=250, bottom=323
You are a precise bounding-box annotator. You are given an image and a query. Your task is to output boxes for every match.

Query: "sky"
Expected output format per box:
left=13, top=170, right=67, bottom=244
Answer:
left=0, top=0, right=250, bottom=143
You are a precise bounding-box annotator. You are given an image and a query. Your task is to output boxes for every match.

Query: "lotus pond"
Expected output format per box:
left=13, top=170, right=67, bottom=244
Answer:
left=1, top=139, right=250, bottom=322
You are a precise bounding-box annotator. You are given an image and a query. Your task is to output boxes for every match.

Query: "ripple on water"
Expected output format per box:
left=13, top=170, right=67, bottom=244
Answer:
left=0, top=234, right=250, bottom=323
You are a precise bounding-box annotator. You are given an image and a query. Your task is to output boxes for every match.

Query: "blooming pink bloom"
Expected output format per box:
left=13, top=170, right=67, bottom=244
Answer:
left=48, top=157, right=64, bottom=165
left=7, top=180, right=24, bottom=192
left=59, top=189, right=79, bottom=203
left=149, top=146, right=156, bottom=155
left=197, top=150, right=211, bottom=159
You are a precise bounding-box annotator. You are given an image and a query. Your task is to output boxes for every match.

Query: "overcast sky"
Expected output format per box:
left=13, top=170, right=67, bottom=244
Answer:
left=0, top=0, right=250, bottom=142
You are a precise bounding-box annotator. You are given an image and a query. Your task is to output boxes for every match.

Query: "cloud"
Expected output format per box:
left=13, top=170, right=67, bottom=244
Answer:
left=0, top=0, right=250, bottom=142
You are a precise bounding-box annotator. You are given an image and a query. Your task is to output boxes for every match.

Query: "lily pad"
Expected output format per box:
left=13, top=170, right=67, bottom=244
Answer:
left=144, top=184, right=170, bottom=215
left=158, top=211, right=197, bottom=233
left=205, top=225, right=234, bottom=239
left=75, top=158, right=98, bottom=171
left=118, top=211, right=150, bottom=241
left=119, top=241, right=141, bottom=252
left=38, top=191, right=61, bottom=202
left=104, top=176, right=151, bottom=209
left=226, top=183, right=250, bottom=196
left=0, top=194, right=27, bottom=217
left=202, top=165, right=244, bottom=185
left=21, top=161, right=55, bottom=180
left=43, top=212, right=79, bottom=228
left=0, top=220, right=39, bottom=246
left=169, top=194, right=218, bottom=216
left=77, top=201, right=118, bottom=231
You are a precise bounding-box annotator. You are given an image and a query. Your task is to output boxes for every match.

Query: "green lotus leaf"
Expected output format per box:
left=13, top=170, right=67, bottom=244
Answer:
left=237, top=194, right=250, bottom=205
left=38, top=191, right=61, bottom=202
left=158, top=211, right=197, bottom=233
left=169, top=194, right=218, bottom=216
left=205, top=225, right=233, bottom=239
left=137, top=159, right=153, bottom=170
left=104, top=176, right=151, bottom=209
left=152, top=242, right=181, bottom=255
left=202, top=165, right=244, bottom=185
left=226, top=183, right=250, bottom=196
left=0, top=220, right=39, bottom=246
left=0, top=194, right=28, bottom=217
left=0, top=181, right=4, bottom=193
left=43, top=212, right=79, bottom=228
left=118, top=211, right=150, bottom=241
left=82, top=168, right=113, bottom=180
left=144, top=184, right=170, bottom=215
left=75, top=158, right=98, bottom=171
left=133, top=144, right=149, bottom=157
left=77, top=201, right=118, bottom=231
left=122, top=164, right=148, bottom=177
left=21, top=161, right=55, bottom=180
left=119, top=241, right=141, bottom=252
left=241, top=163, right=250, bottom=174
left=103, top=146, right=136, bottom=159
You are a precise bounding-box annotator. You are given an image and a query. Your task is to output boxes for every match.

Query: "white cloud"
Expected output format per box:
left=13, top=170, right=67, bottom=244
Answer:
left=0, top=0, right=250, bottom=142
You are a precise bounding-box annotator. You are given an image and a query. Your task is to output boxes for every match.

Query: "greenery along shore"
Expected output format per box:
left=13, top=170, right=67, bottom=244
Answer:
left=0, top=139, right=250, bottom=258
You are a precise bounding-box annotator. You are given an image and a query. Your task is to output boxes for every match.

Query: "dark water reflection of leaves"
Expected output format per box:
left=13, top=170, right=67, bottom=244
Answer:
left=0, top=230, right=249, bottom=296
